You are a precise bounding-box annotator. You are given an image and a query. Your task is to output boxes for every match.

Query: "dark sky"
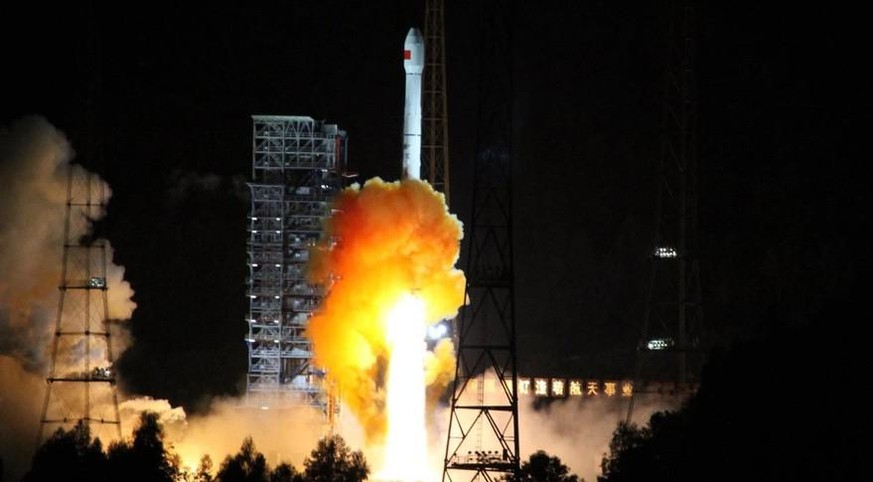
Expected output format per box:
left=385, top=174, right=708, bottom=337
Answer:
left=2, top=2, right=868, bottom=413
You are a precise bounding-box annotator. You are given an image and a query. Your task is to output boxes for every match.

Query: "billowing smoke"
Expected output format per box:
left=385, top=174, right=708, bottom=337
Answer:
left=518, top=395, right=679, bottom=482
left=0, top=116, right=136, bottom=478
left=114, top=396, right=324, bottom=473
left=307, top=177, right=466, bottom=443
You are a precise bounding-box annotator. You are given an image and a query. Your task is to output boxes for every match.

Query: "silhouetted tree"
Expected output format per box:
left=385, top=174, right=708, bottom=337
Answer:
left=598, top=416, right=675, bottom=482
left=507, top=450, right=580, bottom=482
left=215, top=437, right=269, bottom=482
left=21, top=420, right=106, bottom=482
left=106, top=411, right=179, bottom=482
left=302, top=435, right=368, bottom=482
left=270, top=462, right=302, bottom=482
left=196, top=454, right=215, bottom=482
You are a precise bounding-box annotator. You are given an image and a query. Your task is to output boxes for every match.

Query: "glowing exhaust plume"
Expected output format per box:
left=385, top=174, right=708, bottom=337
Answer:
left=307, top=177, right=465, bottom=443
left=378, top=294, right=428, bottom=481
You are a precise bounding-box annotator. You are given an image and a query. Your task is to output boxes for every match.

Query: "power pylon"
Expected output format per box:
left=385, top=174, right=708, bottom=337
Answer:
left=627, top=0, right=704, bottom=424
left=442, top=1, right=519, bottom=481
left=423, top=0, right=451, bottom=204
left=37, top=167, right=123, bottom=446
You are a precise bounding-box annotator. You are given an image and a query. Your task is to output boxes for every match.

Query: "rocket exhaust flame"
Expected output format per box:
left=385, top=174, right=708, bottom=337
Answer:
left=377, top=294, right=428, bottom=482
left=307, top=177, right=464, bottom=450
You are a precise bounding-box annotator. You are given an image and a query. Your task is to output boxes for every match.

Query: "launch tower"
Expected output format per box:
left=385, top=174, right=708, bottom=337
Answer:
left=245, top=115, right=347, bottom=422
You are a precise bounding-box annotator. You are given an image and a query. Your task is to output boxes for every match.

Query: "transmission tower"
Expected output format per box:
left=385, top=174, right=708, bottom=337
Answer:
left=423, top=0, right=451, bottom=204
left=627, top=0, right=704, bottom=423
left=38, top=167, right=123, bottom=446
left=38, top=7, right=121, bottom=446
left=442, top=1, right=519, bottom=481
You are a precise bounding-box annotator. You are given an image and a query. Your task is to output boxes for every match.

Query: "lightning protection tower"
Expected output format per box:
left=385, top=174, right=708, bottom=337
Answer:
left=245, top=116, right=348, bottom=430
left=38, top=167, right=122, bottom=446
left=423, top=0, right=451, bottom=205
left=443, top=1, right=519, bottom=481
left=627, top=0, right=705, bottom=424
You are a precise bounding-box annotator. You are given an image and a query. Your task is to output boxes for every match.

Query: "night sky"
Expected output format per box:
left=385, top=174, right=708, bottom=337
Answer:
left=2, top=2, right=867, bottom=414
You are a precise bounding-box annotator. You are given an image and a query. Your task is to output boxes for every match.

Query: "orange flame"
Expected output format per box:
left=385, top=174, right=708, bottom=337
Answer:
left=307, top=177, right=465, bottom=443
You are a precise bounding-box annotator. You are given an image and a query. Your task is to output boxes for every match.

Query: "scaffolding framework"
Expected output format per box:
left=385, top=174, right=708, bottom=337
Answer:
left=245, top=116, right=347, bottom=424
left=443, top=1, right=519, bottom=481
left=38, top=167, right=122, bottom=446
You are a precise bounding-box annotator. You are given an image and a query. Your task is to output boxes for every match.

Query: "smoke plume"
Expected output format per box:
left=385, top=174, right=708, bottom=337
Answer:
left=307, top=177, right=465, bottom=443
left=518, top=395, right=679, bottom=482
left=0, top=116, right=136, bottom=479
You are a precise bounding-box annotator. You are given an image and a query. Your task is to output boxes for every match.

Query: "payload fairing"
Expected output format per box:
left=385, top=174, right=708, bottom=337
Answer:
left=402, top=28, right=425, bottom=180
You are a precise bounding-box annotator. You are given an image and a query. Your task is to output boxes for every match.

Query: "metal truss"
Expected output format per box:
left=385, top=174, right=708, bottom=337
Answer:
left=246, top=116, right=347, bottom=423
left=38, top=166, right=122, bottom=447
left=443, top=1, right=519, bottom=481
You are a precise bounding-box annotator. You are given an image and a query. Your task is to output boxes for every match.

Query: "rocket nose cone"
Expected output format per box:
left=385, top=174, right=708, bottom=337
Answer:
left=405, top=27, right=424, bottom=45
left=404, top=28, right=425, bottom=73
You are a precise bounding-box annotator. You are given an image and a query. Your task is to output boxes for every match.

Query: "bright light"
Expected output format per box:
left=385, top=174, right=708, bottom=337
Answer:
left=647, top=338, right=674, bottom=350
left=653, top=246, right=678, bottom=258
left=378, top=293, right=428, bottom=482
left=426, top=321, right=448, bottom=340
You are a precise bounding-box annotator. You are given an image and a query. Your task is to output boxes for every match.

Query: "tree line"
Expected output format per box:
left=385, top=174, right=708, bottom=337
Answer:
left=19, top=412, right=367, bottom=482
left=17, top=411, right=582, bottom=482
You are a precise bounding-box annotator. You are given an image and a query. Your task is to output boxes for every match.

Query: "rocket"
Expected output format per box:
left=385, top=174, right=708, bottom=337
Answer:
left=402, top=27, right=424, bottom=180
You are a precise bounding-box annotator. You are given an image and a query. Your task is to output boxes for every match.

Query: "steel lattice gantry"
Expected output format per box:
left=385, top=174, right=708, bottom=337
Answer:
left=38, top=166, right=122, bottom=447
left=443, top=1, right=519, bottom=481
left=246, top=116, right=347, bottom=419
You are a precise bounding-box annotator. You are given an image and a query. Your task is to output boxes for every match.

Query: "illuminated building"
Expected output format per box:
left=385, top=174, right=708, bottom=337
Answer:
left=245, top=115, right=348, bottom=420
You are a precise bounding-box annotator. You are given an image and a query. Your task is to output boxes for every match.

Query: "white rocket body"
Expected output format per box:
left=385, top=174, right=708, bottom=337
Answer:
left=402, top=28, right=424, bottom=180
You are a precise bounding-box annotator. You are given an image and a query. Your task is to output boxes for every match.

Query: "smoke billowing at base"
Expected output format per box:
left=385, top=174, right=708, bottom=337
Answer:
left=0, top=117, right=680, bottom=482
left=0, top=116, right=136, bottom=478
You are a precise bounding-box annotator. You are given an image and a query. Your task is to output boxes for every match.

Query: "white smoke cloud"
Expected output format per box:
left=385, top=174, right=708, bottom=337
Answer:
left=0, top=116, right=138, bottom=480
left=518, top=395, right=678, bottom=482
